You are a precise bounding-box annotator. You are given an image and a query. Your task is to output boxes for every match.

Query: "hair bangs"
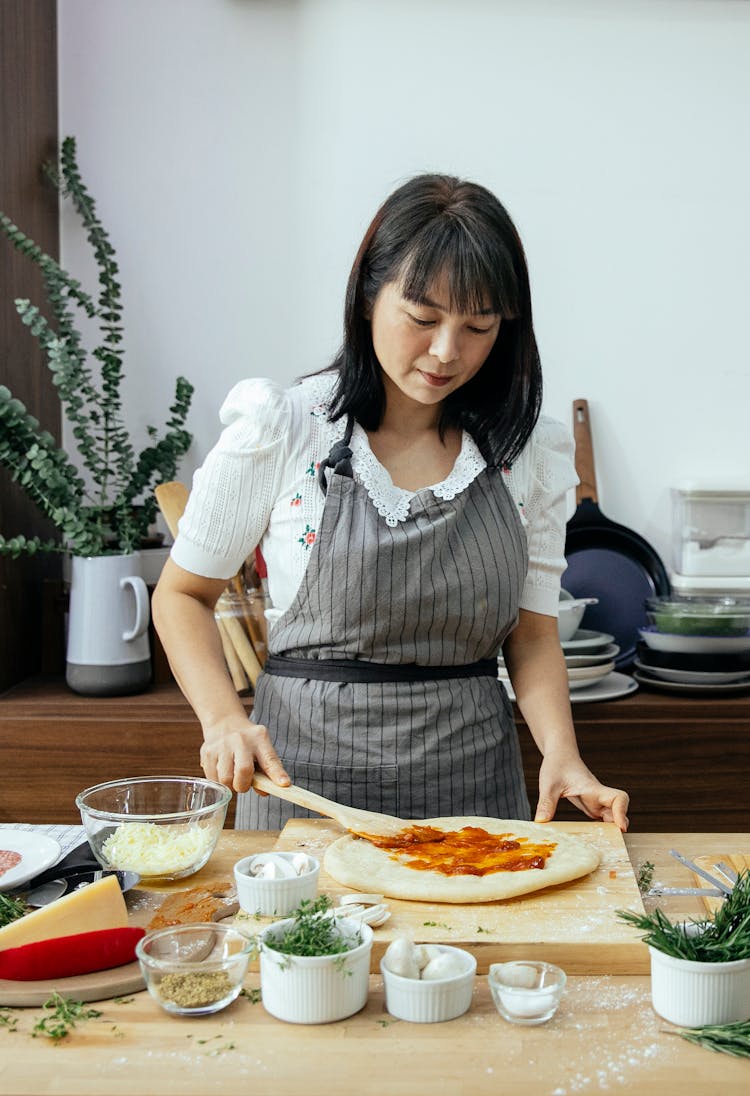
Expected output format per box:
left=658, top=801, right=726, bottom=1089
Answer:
left=398, top=218, right=521, bottom=319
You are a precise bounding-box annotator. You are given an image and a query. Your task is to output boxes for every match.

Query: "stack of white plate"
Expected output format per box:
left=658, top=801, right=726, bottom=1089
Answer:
left=498, top=629, right=638, bottom=703
left=634, top=630, right=750, bottom=695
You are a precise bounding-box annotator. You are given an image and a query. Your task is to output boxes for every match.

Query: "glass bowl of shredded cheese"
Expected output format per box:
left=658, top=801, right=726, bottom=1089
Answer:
left=76, top=776, right=232, bottom=882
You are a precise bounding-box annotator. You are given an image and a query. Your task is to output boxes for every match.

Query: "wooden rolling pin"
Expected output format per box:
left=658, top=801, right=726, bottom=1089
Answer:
left=154, top=481, right=261, bottom=691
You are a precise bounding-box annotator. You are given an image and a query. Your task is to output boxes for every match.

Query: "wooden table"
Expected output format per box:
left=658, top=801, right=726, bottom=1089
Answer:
left=0, top=831, right=748, bottom=1096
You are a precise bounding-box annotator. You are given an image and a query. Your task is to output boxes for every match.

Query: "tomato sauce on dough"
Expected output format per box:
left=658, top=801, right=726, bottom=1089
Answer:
left=361, top=825, right=557, bottom=876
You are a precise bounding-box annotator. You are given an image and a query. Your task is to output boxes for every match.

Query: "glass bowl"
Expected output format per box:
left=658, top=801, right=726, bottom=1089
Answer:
left=488, top=960, right=566, bottom=1025
left=136, top=923, right=254, bottom=1016
left=645, top=597, right=750, bottom=638
left=76, top=776, right=231, bottom=882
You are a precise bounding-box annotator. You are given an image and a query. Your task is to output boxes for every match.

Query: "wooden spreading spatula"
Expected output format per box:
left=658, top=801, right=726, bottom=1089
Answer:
left=251, top=772, right=408, bottom=838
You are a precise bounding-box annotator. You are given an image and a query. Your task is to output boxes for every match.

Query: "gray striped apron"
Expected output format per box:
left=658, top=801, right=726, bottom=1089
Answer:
left=235, top=427, right=530, bottom=829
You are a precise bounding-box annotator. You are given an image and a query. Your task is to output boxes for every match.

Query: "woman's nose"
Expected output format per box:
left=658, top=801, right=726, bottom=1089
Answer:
left=429, top=324, right=460, bottom=364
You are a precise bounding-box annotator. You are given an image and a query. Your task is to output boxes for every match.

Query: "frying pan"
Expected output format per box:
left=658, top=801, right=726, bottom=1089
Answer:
left=563, top=399, right=670, bottom=669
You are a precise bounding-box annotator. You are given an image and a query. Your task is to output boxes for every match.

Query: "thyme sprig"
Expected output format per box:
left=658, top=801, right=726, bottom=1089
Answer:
left=671, top=1020, right=750, bottom=1059
left=264, top=895, right=361, bottom=957
left=617, top=869, right=750, bottom=962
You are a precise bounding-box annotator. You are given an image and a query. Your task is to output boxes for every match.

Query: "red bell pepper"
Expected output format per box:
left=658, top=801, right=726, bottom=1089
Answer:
left=0, top=927, right=145, bottom=981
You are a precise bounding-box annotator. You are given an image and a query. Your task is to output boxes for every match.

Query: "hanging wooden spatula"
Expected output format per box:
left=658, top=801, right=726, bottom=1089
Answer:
left=251, top=772, right=408, bottom=838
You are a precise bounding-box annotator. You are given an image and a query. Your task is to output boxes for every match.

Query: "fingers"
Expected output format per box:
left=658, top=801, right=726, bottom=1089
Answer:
left=534, top=791, right=559, bottom=823
left=200, top=720, right=290, bottom=795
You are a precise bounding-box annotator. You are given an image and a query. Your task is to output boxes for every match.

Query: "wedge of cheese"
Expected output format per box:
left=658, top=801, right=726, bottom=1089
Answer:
left=0, top=874, right=128, bottom=950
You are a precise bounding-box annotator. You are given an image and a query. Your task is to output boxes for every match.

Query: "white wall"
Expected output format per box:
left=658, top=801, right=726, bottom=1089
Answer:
left=58, top=0, right=750, bottom=569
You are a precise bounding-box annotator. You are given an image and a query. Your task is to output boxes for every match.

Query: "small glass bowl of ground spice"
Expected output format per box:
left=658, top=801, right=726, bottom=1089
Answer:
left=136, top=923, right=254, bottom=1016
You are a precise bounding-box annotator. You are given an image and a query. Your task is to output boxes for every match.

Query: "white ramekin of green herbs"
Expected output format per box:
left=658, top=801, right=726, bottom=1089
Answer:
left=259, top=895, right=373, bottom=1024
left=618, top=871, right=750, bottom=1028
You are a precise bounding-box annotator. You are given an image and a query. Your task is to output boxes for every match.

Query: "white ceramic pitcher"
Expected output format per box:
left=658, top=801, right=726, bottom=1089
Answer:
left=66, top=553, right=152, bottom=696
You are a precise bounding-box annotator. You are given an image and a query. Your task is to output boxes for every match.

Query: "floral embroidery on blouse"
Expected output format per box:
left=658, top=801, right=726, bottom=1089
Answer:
left=309, top=402, right=328, bottom=419
left=290, top=492, right=302, bottom=506
left=298, top=524, right=317, bottom=548
left=306, top=460, right=320, bottom=477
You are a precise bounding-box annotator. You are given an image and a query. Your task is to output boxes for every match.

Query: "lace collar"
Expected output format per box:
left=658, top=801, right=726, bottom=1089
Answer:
left=349, top=422, right=487, bottom=527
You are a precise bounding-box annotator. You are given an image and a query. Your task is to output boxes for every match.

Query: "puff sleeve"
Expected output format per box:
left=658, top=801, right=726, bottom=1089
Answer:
left=509, top=417, right=579, bottom=616
left=171, top=378, right=291, bottom=579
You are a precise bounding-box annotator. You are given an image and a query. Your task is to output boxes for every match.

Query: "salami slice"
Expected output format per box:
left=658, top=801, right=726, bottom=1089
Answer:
left=0, top=850, right=22, bottom=878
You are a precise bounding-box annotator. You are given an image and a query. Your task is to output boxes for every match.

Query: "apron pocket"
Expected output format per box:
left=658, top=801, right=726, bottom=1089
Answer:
left=285, top=760, right=399, bottom=817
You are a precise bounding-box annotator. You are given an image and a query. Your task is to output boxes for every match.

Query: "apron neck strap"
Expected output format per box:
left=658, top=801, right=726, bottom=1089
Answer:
left=318, top=414, right=355, bottom=495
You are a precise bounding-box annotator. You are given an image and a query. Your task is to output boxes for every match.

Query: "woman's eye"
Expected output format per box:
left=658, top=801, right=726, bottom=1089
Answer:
left=468, top=325, right=494, bottom=335
left=408, top=314, right=435, bottom=327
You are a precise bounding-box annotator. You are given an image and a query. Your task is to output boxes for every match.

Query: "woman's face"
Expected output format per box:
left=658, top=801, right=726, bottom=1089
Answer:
left=369, top=277, right=501, bottom=412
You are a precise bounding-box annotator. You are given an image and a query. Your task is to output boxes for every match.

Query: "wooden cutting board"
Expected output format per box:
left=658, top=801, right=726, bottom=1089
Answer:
left=274, top=818, right=649, bottom=975
left=690, top=852, right=749, bottom=915
left=0, top=831, right=262, bottom=1007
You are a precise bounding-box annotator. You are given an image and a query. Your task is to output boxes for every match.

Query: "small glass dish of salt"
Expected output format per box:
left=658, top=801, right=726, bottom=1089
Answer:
left=233, top=851, right=320, bottom=917
left=488, top=960, right=566, bottom=1025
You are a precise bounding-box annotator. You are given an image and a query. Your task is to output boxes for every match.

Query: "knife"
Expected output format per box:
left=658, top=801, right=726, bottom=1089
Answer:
left=669, top=849, right=735, bottom=897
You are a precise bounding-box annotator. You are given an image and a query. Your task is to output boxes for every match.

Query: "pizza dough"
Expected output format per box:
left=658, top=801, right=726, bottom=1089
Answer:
left=323, top=818, right=600, bottom=903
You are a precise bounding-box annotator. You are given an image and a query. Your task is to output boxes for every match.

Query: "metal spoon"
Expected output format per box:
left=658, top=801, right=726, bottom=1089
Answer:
left=24, top=879, right=67, bottom=907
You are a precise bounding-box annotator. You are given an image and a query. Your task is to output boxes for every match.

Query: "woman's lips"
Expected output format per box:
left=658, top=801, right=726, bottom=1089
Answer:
left=419, top=370, right=453, bottom=387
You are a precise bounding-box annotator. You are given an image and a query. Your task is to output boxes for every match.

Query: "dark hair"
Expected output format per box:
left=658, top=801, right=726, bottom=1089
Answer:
left=326, top=173, right=542, bottom=467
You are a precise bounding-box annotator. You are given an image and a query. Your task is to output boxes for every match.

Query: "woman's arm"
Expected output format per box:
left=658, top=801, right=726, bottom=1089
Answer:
left=152, top=558, right=290, bottom=793
left=502, top=609, right=629, bottom=831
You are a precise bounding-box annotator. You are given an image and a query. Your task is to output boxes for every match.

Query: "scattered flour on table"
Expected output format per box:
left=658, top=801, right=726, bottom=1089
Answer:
left=535, top=977, right=678, bottom=1094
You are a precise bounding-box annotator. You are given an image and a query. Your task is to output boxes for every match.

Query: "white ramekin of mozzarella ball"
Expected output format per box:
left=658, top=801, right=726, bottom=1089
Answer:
left=380, top=937, right=476, bottom=1023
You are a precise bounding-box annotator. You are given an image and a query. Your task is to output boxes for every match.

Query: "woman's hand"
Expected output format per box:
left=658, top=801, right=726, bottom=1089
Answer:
left=201, top=716, right=291, bottom=794
left=534, top=751, right=630, bottom=832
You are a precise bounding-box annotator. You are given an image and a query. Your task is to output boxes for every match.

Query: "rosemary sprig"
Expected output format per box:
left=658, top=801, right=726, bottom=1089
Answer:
left=32, top=994, right=102, bottom=1041
left=264, top=895, right=361, bottom=957
left=0, top=893, right=28, bottom=928
left=672, top=1020, right=750, bottom=1059
left=617, top=869, right=750, bottom=962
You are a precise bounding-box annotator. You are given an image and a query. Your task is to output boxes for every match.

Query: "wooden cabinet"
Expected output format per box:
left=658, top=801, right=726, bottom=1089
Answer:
left=1, top=677, right=749, bottom=831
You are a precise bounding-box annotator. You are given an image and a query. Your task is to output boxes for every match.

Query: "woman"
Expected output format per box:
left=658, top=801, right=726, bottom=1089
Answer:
left=153, top=174, right=629, bottom=832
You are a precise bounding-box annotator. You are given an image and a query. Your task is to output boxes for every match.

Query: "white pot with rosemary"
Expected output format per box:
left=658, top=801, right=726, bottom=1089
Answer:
left=618, top=870, right=750, bottom=1029
left=258, top=895, right=374, bottom=1024
left=0, top=138, right=193, bottom=695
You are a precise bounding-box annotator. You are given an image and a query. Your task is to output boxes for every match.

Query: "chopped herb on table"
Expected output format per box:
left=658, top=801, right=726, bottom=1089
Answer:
left=636, top=860, right=655, bottom=893
left=32, top=994, right=102, bottom=1042
left=617, top=869, right=750, bottom=961
left=264, top=895, right=361, bottom=956
left=0, top=893, right=28, bottom=929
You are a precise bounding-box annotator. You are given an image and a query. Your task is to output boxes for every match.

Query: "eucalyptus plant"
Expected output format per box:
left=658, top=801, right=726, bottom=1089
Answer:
left=0, top=136, right=193, bottom=557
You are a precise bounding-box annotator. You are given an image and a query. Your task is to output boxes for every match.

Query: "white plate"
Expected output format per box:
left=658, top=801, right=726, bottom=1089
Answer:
left=564, top=643, right=620, bottom=667
left=0, top=831, right=61, bottom=892
left=499, top=670, right=637, bottom=704
left=633, top=660, right=750, bottom=685
left=638, top=628, right=750, bottom=654
left=567, top=661, right=616, bottom=689
left=560, top=629, right=616, bottom=652
left=633, top=670, right=750, bottom=695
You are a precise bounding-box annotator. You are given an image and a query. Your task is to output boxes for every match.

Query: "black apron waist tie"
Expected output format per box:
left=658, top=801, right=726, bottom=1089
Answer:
left=264, top=653, right=499, bottom=684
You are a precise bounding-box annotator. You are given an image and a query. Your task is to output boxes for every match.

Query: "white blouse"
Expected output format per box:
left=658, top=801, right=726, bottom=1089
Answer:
left=172, top=372, right=579, bottom=617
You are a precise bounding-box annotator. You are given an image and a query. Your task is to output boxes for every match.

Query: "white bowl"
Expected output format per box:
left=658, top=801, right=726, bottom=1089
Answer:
left=488, top=961, right=566, bottom=1025
left=649, top=946, right=750, bottom=1026
left=259, top=917, right=373, bottom=1024
left=381, top=945, right=476, bottom=1023
left=234, top=853, right=320, bottom=917
left=558, top=592, right=598, bottom=642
